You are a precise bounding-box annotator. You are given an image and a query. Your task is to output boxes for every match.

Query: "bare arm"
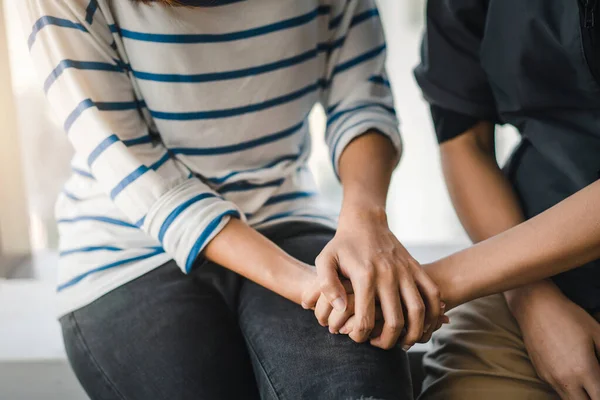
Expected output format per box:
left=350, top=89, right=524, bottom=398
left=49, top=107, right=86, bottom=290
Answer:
left=439, top=122, right=523, bottom=241
left=435, top=121, right=600, bottom=400
left=180, top=134, right=404, bottom=310
left=204, top=219, right=315, bottom=305
left=306, top=132, right=443, bottom=350
left=427, top=144, right=600, bottom=308
left=436, top=121, right=561, bottom=311
left=339, top=132, right=398, bottom=214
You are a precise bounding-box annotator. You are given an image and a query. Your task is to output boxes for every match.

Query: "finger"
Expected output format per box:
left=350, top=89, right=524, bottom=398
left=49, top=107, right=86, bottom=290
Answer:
left=433, top=315, right=450, bottom=333
left=418, top=316, right=439, bottom=343
left=565, top=387, right=591, bottom=400
left=439, top=303, right=450, bottom=326
left=315, top=252, right=347, bottom=312
left=370, top=280, right=404, bottom=350
left=418, top=330, right=434, bottom=344
left=419, top=304, right=448, bottom=343
left=583, top=362, right=600, bottom=400
left=339, top=315, right=355, bottom=335
left=413, top=265, right=441, bottom=337
left=329, top=295, right=355, bottom=333
left=341, top=279, right=354, bottom=294
left=348, top=267, right=376, bottom=343
left=586, top=385, right=600, bottom=400
left=397, top=275, right=426, bottom=350
left=438, top=314, right=448, bottom=328
left=370, top=321, right=384, bottom=340
left=340, top=308, right=383, bottom=336
left=301, top=279, right=320, bottom=310
left=554, top=383, right=589, bottom=400
left=314, top=294, right=333, bottom=327
left=418, top=315, right=444, bottom=343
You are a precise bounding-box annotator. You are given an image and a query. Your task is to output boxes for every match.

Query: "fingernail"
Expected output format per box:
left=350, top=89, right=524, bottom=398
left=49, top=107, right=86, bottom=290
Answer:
left=301, top=302, right=308, bottom=310
left=424, top=324, right=431, bottom=332
left=339, top=326, right=350, bottom=334
left=402, top=345, right=412, bottom=351
left=332, top=297, right=346, bottom=312
left=440, top=302, right=446, bottom=310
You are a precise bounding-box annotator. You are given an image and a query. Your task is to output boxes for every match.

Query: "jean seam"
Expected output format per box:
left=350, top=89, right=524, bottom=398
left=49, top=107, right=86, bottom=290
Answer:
left=243, top=336, right=282, bottom=400
left=70, top=313, right=127, bottom=400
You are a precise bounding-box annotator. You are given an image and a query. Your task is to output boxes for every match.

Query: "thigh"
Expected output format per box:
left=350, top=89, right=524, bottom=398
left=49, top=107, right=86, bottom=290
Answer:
left=60, top=261, right=259, bottom=400
left=419, top=294, right=559, bottom=400
left=238, top=231, right=413, bottom=400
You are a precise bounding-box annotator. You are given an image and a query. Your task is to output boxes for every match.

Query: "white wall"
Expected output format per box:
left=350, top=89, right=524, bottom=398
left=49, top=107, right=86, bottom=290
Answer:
left=0, top=0, right=31, bottom=269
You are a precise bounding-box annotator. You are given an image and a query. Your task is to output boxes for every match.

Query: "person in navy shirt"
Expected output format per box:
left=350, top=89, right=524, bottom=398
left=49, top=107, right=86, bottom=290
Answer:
left=415, top=1, right=600, bottom=399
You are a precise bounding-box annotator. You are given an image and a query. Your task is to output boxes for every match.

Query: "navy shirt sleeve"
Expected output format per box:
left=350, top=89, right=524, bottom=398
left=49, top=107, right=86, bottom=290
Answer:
left=430, top=104, right=481, bottom=143
left=415, top=0, right=499, bottom=142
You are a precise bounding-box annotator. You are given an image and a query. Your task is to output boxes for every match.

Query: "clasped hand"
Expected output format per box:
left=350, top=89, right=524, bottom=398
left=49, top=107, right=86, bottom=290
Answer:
left=301, top=207, right=448, bottom=350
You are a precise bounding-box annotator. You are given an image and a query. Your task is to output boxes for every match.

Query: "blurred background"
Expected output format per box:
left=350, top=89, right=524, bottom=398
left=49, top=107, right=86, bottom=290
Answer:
left=0, top=1, right=520, bottom=398
left=2, top=0, right=520, bottom=257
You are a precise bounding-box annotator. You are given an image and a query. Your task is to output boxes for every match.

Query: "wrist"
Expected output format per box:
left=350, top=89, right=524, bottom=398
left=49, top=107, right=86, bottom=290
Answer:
left=340, top=197, right=387, bottom=225
left=422, top=259, right=471, bottom=310
left=504, top=280, right=566, bottom=322
left=275, top=258, right=316, bottom=305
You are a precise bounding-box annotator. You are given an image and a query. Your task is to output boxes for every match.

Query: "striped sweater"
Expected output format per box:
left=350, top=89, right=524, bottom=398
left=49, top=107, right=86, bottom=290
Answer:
left=19, top=0, right=401, bottom=316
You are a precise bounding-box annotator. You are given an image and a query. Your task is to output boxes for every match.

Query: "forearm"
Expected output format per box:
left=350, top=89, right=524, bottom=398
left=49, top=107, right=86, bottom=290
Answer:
left=439, top=122, right=524, bottom=242
left=204, top=219, right=314, bottom=304
left=437, top=123, right=558, bottom=313
left=204, top=133, right=398, bottom=308
left=428, top=179, right=600, bottom=308
left=338, top=131, right=399, bottom=215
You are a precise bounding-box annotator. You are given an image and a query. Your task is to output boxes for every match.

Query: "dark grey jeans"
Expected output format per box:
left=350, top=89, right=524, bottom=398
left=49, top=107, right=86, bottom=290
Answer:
left=60, top=223, right=412, bottom=400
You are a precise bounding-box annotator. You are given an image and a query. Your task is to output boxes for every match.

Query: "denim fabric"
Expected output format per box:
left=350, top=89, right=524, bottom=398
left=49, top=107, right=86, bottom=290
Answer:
left=60, top=223, right=412, bottom=400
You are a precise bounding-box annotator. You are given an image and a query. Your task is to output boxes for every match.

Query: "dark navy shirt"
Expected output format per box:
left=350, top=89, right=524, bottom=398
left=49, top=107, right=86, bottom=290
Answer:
left=415, top=0, right=600, bottom=313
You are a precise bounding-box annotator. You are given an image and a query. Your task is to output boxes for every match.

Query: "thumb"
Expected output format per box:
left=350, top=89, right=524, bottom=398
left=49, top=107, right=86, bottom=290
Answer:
left=315, top=251, right=347, bottom=312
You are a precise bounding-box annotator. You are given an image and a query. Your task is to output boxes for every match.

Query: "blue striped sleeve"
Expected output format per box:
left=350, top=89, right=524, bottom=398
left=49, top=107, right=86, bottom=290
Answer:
left=321, top=0, right=401, bottom=177
left=24, top=0, right=245, bottom=276
left=28, top=16, right=87, bottom=50
left=44, top=59, right=125, bottom=93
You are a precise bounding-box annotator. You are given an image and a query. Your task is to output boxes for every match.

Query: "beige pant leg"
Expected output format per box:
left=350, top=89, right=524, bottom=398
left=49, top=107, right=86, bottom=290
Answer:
left=419, top=294, right=559, bottom=400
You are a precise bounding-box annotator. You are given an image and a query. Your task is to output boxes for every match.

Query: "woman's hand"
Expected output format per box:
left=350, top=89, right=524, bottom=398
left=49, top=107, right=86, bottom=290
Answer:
left=507, top=283, right=600, bottom=400
left=305, top=277, right=448, bottom=349
left=302, top=205, right=443, bottom=350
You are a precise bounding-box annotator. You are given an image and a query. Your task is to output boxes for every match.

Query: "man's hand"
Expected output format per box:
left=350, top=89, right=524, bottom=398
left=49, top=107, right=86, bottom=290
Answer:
left=304, top=277, right=448, bottom=349
left=307, top=279, right=384, bottom=335
left=302, top=206, right=442, bottom=350
left=508, top=283, right=600, bottom=400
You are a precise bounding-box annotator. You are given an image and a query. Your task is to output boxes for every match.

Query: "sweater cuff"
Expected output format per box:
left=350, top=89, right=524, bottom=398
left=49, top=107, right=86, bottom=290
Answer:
left=142, top=179, right=244, bottom=273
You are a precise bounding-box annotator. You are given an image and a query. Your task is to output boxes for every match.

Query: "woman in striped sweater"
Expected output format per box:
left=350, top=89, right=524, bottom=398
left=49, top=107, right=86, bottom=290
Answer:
left=19, top=0, right=444, bottom=398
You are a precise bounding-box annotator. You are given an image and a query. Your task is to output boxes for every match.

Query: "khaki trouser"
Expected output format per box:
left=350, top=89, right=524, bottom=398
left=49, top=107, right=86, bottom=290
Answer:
left=419, top=294, right=559, bottom=400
